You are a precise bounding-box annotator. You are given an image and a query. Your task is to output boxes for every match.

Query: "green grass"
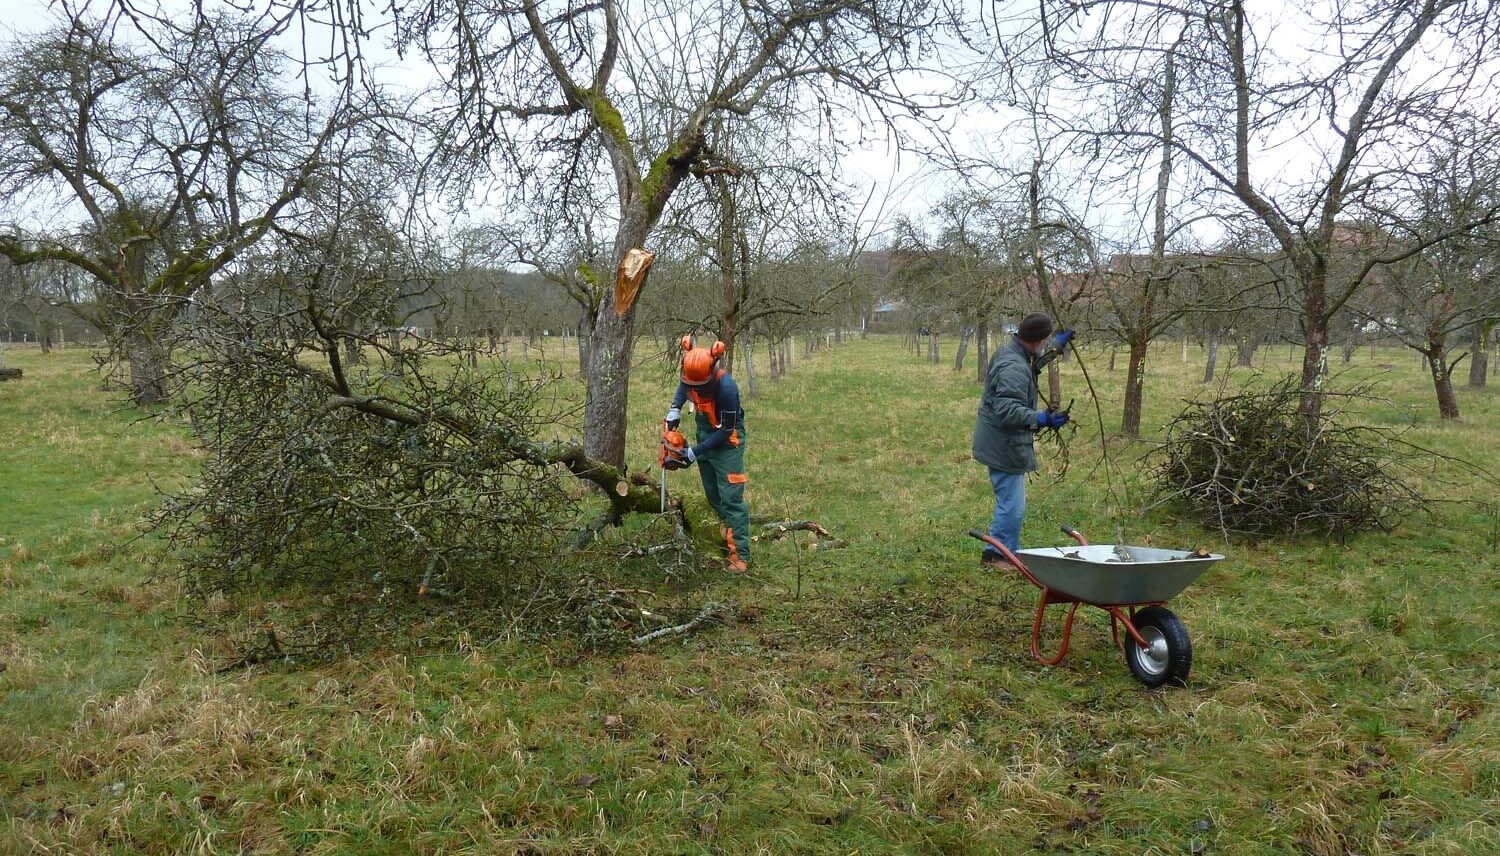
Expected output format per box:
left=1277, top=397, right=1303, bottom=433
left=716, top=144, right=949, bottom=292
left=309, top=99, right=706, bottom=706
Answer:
left=2, top=338, right=1497, bottom=854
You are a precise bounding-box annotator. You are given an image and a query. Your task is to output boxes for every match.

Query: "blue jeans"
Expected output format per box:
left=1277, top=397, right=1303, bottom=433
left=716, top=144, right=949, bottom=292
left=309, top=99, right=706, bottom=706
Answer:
left=985, top=468, right=1027, bottom=555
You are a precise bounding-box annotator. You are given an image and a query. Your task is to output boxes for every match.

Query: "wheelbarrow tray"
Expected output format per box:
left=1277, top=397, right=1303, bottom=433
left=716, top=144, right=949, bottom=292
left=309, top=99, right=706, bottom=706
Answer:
left=1013, top=545, right=1223, bottom=605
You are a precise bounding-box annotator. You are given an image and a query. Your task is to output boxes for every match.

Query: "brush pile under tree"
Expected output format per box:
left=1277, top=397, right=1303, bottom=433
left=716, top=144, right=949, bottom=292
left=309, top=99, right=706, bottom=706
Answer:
left=1153, top=378, right=1422, bottom=540
left=148, top=230, right=698, bottom=659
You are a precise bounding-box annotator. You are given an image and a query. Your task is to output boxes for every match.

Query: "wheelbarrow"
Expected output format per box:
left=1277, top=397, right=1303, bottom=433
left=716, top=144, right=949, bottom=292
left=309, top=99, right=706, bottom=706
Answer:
left=968, top=526, right=1224, bottom=688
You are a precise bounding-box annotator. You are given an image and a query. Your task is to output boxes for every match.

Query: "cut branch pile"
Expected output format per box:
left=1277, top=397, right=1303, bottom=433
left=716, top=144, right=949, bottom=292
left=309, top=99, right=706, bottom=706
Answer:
left=1152, top=378, right=1421, bottom=540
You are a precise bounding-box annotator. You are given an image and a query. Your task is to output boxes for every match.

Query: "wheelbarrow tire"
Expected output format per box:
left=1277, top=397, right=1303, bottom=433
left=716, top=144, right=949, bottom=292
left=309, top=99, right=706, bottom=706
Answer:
left=1124, top=606, right=1192, bottom=688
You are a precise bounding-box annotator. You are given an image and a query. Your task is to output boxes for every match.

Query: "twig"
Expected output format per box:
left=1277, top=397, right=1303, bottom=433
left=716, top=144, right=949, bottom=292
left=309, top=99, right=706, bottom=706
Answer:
left=631, top=602, right=725, bottom=645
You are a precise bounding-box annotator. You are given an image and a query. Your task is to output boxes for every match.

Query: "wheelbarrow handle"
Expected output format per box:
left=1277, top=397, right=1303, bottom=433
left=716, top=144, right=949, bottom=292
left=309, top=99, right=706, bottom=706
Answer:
left=1060, top=525, right=1089, bottom=546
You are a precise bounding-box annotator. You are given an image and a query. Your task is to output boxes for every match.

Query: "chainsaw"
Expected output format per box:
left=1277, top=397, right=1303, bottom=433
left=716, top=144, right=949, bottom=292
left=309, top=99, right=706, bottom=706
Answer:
left=657, top=422, right=691, bottom=512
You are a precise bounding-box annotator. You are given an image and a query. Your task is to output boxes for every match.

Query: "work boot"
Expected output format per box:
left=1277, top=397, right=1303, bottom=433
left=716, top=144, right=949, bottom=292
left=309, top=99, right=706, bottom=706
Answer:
left=980, top=551, right=1008, bottom=569
left=725, top=529, right=746, bottom=573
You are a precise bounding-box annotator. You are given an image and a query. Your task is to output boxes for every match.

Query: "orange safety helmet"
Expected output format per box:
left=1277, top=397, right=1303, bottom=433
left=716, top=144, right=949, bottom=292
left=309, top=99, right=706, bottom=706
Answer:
left=679, top=334, right=726, bottom=386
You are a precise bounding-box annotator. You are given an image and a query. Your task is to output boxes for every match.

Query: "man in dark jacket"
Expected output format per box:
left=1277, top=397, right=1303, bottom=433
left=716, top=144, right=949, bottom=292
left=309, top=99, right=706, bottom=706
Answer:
left=972, top=313, right=1073, bottom=565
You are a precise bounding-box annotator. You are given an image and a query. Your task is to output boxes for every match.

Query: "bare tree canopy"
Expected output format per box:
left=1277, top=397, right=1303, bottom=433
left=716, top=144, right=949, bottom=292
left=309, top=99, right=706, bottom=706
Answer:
left=393, top=0, right=963, bottom=466
left=0, top=3, right=364, bottom=403
left=1002, top=0, right=1500, bottom=421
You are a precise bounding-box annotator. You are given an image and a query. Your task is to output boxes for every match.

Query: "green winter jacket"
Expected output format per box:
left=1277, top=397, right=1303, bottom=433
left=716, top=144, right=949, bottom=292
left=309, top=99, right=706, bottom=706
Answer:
left=972, top=337, right=1054, bottom=473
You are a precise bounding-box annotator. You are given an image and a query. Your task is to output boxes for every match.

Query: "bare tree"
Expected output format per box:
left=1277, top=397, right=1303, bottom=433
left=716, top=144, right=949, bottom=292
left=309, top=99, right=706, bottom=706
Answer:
left=1353, top=135, right=1500, bottom=418
left=0, top=6, right=359, bottom=404
left=396, top=0, right=958, bottom=466
left=889, top=191, right=1031, bottom=379
left=1030, top=0, right=1500, bottom=421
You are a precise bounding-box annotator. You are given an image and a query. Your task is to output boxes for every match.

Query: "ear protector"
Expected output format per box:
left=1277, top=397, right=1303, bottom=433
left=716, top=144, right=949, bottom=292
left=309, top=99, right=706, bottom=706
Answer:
left=679, top=334, right=726, bottom=359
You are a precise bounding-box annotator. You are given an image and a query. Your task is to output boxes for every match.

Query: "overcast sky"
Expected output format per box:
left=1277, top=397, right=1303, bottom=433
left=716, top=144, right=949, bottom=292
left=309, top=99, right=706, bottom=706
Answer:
left=7, top=1, right=1495, bottom=255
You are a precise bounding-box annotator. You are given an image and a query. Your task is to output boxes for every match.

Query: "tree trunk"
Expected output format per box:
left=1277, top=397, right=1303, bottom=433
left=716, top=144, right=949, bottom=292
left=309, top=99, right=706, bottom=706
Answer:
left=976, top=321, right=989, bottom=385
left=1469, top=319, right=1490, bottom=388
left=953, top=326, right=972, bottom=371
left=343, top=336, right=364, bottom=366
left=741, top=326, right=757, bottom=397
left=1108, top=345, right=1118, bottom=372
left=716, top=176, right=744, bottom=372
left=1427, top=346, right=1461, bottom=419
left=1236, top=334, right=1257, bottom=367
left=1121, top=335, right=1149, bottom=437
left=928, top=332, right=940, bottom=364
left=584, top=306, right=636, bottom=467
left=1047, top=362, right=1062, bottom=411
left=583, top=207, right=660, bottom=468
left=577, top=316, right=591, bottom=377
left=501, top=337, right=512, bottom=391
left=389, top=328, right=405, bottom=377
left=1121, top=44, right=1171, bottom=438
left=1203, top=335, right=1219, bottom=384
left=126, top=331, right=169, bottom=405
left=1298, top=281, right=1329, bottom=422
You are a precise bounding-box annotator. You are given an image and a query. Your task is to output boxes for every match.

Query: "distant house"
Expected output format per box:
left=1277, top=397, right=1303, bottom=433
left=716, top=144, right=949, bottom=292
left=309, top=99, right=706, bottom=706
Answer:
left=868, top=300, right=903, bottom=332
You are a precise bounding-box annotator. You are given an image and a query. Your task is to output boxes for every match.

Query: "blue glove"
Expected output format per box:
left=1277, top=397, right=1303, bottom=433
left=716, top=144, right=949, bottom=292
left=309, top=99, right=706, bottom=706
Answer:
left=1037, top=410, right=1070, bottom=429
left=684, top=446, right=697, bottom=464
left=665, top=408, right=680, bottom=431
left=1054, top=329, right=1075, bottom=351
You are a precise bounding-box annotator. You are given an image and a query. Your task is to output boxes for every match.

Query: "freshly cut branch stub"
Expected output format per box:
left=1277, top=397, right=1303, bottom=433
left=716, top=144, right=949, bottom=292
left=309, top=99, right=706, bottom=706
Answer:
left=614, top=248, right=655, bottom=317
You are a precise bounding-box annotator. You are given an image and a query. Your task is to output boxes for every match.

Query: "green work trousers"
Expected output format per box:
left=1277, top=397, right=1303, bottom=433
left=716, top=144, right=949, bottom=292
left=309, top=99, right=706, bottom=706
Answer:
left=694, top=417, right=751, bottom=560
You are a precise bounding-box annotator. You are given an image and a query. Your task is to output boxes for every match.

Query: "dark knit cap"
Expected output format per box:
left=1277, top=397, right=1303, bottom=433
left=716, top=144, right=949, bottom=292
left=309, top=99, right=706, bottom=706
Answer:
left=1017, top=313, right=1054, bottom=343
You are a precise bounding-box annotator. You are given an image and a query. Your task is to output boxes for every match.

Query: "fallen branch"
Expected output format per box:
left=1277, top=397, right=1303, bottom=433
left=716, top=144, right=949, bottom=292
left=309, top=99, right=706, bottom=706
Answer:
left=621, top=542, right=684, bottom=558
left=631, top=602, right=726, bottom=645
left=320, top=391, right=688, bottom=547
left=756, top=520, right=847, bottom=549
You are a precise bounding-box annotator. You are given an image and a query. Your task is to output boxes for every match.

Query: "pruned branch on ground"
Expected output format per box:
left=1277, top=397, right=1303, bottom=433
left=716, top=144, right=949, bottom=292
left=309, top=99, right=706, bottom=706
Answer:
left=756, top=520, right=847, bottom=549
left=631, top=602, right=727, bottom=645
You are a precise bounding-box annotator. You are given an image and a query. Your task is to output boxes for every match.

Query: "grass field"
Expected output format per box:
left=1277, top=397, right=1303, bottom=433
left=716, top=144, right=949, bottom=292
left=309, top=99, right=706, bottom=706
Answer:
left=2, top=336, right=1497, bottom=854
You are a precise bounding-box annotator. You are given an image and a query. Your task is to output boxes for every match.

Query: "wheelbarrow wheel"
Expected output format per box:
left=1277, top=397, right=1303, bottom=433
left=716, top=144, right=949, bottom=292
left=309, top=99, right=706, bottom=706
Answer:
left=1124, top=606, right=1192, bottom=688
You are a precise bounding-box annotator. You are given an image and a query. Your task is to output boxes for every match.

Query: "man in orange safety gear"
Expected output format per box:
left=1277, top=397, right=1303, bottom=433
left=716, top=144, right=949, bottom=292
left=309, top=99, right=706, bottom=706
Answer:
left=665, top=335, right=750, bottom=572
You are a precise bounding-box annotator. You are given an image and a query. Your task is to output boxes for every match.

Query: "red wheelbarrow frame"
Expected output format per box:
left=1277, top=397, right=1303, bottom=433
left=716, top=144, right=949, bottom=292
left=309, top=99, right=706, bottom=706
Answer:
left=969, top=527, right=1157, bottom=666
